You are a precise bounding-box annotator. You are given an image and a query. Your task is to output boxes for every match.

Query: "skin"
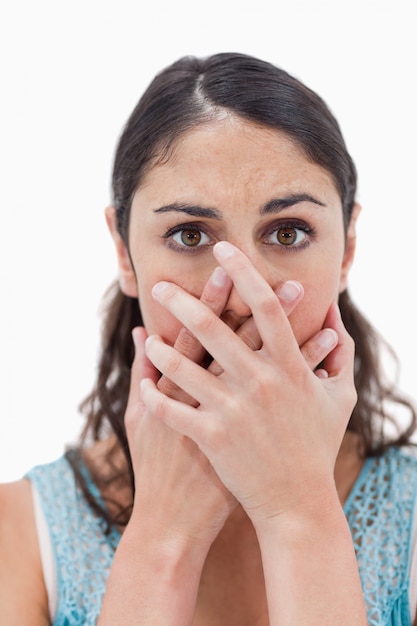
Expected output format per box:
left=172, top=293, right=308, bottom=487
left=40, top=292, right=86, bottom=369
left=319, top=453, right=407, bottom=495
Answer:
left=0, top=115, right=376, bottom=624
left=99, top=115, right=368, bottom=624
left=114, top=116, right=357, bottom=348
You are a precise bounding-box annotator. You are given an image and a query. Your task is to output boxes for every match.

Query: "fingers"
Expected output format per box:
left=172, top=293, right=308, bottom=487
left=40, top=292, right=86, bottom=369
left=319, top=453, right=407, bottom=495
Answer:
left=155, top=262, right=304, bottom=397
left=208, top=280, right=304, bottom=376
left=320, top=303, right=355, bottom=381
left=141, top=376, right=202, bottom=440
left=236, top=280, right=304, bottom=351
left=213, top=242, right=299, bottom=357
left=276, top=280, right=304, bottom=315
left=298, top=303, right=354, bottom=384
left=157, top=267, right=232, bottom=403
left=146, top=334, right=224, bottom=407
left=304, top=302, right=356, bottom=411
left=152, top=279, right=261, bottom=379
left=125, top=327, right=161, bottom=437
left=169, top=267, right=232, bottom=365
left=300, top=327, right=338, bottom=374
left=130, top=327, right=160, bottom=400
left=151, top=240, right=349, bottom=395
left=149, top=242, right=303, bottom=377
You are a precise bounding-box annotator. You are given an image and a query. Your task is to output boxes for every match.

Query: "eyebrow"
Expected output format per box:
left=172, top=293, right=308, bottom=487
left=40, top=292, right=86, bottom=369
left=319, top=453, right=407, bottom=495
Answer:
left=260, top=193, right=326, bottom=214
left=153, top=203, right=223, bottom=219
left=153, top=194, right=325, bottom=219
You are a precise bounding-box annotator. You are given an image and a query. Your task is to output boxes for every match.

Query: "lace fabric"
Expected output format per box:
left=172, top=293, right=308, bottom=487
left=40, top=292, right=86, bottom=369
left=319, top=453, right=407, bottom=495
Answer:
left=344, top=447, right=417, bottom=625
left=27, top=447, right=417, bottom=625
left=27, top=456, right=120, bottom=625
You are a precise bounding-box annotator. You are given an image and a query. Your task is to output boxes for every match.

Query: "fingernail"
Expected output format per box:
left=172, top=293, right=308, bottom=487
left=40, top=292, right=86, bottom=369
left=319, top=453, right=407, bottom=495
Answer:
left=152, top=281, right=169, bottom=300
left=131, top=327, right=141, bottom=351
left=277, top=280, right=302, bottom=303
left=145, top=334, right=157, bottom=350
left=317, top=328, right=338, bottom=349
left=140, top=378, right=151, bottom=393
left=211, top=266, right=228, bottom=287
left=214, top=241, right=235, bottom=260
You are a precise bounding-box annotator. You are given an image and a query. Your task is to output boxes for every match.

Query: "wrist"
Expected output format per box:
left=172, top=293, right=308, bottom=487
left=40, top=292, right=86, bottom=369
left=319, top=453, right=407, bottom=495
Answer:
left=121, top=511, right=212, bottom=573
left=251, top=487, right=366, bottom=625
left=100, top=519, right=210, bottom=625
left=252, top=480, right=344, bottom=539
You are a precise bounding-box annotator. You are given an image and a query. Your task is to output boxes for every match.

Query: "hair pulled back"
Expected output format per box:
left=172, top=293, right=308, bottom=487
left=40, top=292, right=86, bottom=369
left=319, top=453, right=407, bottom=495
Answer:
left=73, top=53, right=416, bottom=529
left=112, top=53, right=356, bottom=239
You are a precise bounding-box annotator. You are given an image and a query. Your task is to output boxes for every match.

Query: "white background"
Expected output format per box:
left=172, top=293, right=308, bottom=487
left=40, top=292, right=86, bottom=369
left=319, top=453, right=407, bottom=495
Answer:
left=0, top=0, right=416, bottom=482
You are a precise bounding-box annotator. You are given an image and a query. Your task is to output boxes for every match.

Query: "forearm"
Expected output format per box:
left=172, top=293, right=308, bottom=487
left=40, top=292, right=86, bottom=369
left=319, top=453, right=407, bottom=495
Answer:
left=98, top=520, right=209, bottom=625
left=255, top=490, right=368, bottom=625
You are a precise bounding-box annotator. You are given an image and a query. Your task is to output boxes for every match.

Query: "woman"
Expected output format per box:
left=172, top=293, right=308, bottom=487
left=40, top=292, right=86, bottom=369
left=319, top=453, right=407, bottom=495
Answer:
left=1, top=52, right=416, bottom=625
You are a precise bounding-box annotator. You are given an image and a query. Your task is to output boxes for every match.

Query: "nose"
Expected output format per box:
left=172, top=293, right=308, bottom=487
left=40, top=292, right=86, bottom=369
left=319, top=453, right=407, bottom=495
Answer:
left=220, top=243, right=277, bottom=323
left=222, top=285, right=252, bottom=321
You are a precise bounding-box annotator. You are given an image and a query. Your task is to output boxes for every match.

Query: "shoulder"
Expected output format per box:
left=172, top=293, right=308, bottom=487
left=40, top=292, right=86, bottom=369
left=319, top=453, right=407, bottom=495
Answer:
left=0, top=479, right=39, bottom=567
left=0, top=479, right=50, bottom=624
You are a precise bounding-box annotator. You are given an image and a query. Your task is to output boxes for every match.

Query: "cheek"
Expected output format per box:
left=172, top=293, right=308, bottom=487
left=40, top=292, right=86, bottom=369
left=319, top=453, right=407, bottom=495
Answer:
left=138, top=288, right=184, bottom=344
left=287, top=243, right=346, bottom=344
left=288, top=281, right=340, bottom=346
left=136, top=271, right=208, bottom=346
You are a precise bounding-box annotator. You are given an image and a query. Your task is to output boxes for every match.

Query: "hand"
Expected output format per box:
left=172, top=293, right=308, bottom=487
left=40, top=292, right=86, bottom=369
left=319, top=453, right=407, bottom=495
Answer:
left=125, top=263, right=325, bottom=546
left=158, top=270, right=309, bottom=401
left=125, top=269, right=236, bottom=548
left=141, top=242, right=356, bottom=527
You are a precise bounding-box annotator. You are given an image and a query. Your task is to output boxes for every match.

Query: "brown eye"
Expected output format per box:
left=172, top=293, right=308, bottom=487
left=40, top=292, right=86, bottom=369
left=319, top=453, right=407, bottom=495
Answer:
left=170, top=227, right=210, bottom=249
left=277, top=227, right=297, bottom=245
left=266, top=224, right=309, bottom=247
left=180, top=229, right=202, bottom=246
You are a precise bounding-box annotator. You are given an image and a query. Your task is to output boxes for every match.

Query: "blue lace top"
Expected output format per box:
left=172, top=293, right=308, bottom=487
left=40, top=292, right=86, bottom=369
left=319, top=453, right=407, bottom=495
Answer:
left=26, top=446, right=417, bottom=625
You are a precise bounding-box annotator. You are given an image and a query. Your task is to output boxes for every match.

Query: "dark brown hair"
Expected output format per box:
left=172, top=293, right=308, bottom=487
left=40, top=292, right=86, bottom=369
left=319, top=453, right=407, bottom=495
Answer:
left=69, top=52, right=416, bottom=529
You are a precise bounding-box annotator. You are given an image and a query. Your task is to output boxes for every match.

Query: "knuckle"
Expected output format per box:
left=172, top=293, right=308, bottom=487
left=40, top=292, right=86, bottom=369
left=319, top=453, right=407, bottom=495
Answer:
left=236, top=321, right=261, bottom=351
left=208, top=360, right=224, bottom=376
left=246, top=375, right=265, bottom=397
left=203, top=419, right=226, bottom=449
left=257, top=294, right=281, bottom=319
left=164, top=351, right=183, bottom=378
left=191, top=308, right=218, bottom=336
left=248, top=372, right=276, bottom=398
left=176, top=327, right=199, bottom=354
left=158, top=376, right=179, bottom=398
left=124, top=400, right=142, bottom=437
left=346, top=384, right=358, bottom=410
left=200, top=287, right=220, bottom=311
left=301, top=343, right=320, bottom=369
left=153, top=394, right=169, bottom=420
left=223, top=393, right=241, bottom=416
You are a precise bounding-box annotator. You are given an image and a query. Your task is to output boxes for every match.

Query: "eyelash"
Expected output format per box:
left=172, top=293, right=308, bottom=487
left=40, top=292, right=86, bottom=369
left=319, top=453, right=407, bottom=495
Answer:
left=266, top=220, right=314, bottom=250
left=162, top=222, right=213, bottom=253
left=162, top=220, right=315, bottom=253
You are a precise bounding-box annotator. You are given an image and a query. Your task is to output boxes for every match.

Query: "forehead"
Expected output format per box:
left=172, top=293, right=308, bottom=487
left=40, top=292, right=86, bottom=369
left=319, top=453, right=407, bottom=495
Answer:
left=136, top=117, right=340, bottom=209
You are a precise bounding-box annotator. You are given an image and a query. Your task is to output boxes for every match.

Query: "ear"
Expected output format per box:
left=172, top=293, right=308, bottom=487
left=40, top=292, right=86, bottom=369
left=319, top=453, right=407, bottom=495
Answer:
left=339, top=203, right=361, bottom=293
left=105, top=205, right=138, bottom=297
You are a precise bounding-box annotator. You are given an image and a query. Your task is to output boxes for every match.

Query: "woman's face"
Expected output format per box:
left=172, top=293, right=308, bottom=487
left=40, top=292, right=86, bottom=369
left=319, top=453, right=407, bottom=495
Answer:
left=109, top=116, right=358, bottom=348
